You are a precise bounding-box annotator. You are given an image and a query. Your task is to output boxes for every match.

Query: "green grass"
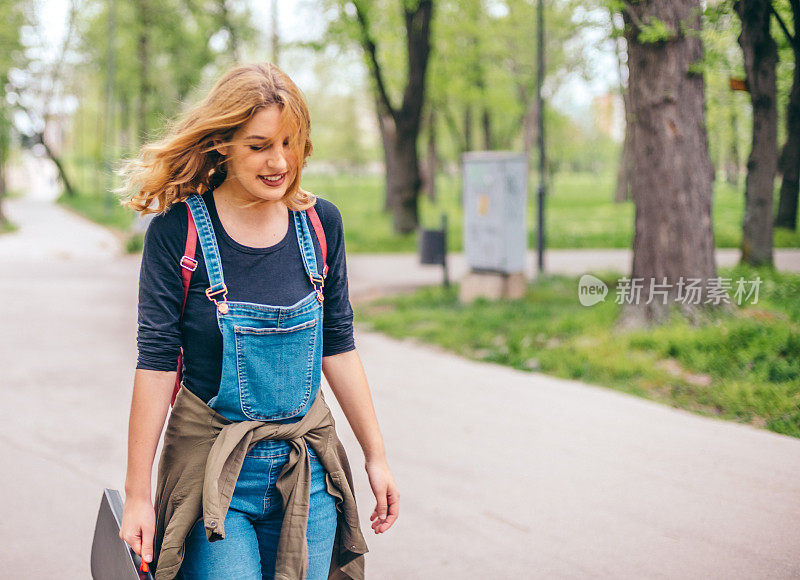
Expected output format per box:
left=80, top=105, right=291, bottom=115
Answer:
left=354, top=263, right=800, bottom=438
left=305, top=171, right=800, bottom=251
left=0, top=219, right=18, bottom=234
left=1, top=189, right=26, bottom=234
left=56, top=170, right=800, bottom=253
left=58, top=191, right=134, bottom=232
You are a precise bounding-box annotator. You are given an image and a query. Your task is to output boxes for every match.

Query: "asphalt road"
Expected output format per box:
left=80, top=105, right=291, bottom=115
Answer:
left=1, top=189, right=799, bottom=578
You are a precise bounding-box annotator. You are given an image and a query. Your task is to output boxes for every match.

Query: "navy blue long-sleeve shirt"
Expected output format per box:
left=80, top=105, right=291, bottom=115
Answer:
left=136, top=191, right=355, bottom=403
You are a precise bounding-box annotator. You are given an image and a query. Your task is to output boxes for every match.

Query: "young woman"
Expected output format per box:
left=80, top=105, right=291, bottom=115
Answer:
left=118, top=62, right=398, bottom=579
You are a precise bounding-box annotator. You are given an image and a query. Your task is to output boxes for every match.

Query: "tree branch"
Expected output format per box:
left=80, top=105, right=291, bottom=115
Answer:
left=41, top=0, right=79, bottom=128
left=399, top=0, right=433, bottom=135
left=351, top=0, right=396, bottom=121
left=620, top=1, right=647, bottom=33
left=769, top=1, right=797, bottom=48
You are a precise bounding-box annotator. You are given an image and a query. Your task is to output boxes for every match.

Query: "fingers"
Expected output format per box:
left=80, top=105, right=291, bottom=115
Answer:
left=373, top=491, right=389, bottom=523
left=119, top=525, right=154, bottom=562
left=370, top=485, right=399, bottom=534
left=385, top=487, right=399, bottom=525
left=364, top=462, right=399, bottom=534
left=120, top=527, right=142, bottom=557
left=141, top=526, right=154, bottom=563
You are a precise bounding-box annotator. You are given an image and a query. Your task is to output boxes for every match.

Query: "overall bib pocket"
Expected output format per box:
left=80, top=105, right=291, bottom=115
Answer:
left=234, top=317, right=318, bottom=421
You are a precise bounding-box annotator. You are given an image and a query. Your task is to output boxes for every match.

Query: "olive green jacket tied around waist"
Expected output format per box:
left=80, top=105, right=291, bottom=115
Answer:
left=152, top=385, right=368, bottom=580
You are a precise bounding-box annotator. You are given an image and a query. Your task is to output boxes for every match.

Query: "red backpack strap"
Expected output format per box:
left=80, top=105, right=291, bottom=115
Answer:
left=172, top=203, right=198, bottom=406
left=307, top=204, right=328, bottom=278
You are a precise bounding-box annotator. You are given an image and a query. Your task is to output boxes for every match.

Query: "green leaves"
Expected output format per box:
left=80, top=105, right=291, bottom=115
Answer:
left=637, top=17, right=676, bottom=43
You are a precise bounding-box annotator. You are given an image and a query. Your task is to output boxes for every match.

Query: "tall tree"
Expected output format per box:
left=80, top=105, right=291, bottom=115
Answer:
left=12, top=0, right=80, bottom=198
left=348, top=0, right=433, bottom=234
left=610, top=8, right=633, bottom=202
left=270, top=0, right=279, bottom=65
left=494, top=0, right=598, bottom=164
left=135, top=0, right=152, bottom=143
left=735, top=0, right=777, bottom=266
left=215, top=0, right=242, bottom=61
left=620, top=0, right=718, bottom=325
left=73, top=0, right=255, bottom=157
left=773, top=0, right=800, bottom=231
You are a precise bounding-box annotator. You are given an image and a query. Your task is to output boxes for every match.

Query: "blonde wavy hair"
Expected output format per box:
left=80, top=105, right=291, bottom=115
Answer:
left=119, top=62, right=315, bottom=215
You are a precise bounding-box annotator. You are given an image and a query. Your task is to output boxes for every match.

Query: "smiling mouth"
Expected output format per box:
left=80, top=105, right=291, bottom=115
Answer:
left=258, top=172, right=287, bottom=187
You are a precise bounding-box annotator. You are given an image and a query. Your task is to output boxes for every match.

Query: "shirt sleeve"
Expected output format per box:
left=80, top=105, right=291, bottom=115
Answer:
left=136, top=204, right=187, bottom=371
left=315, top=198, right=356, bottom=357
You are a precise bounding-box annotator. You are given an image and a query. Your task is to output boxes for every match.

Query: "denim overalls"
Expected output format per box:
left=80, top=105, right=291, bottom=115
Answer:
left=180, top=194, right=337, bottom=580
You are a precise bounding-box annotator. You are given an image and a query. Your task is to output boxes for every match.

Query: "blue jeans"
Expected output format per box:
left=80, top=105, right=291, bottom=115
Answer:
left=180, top=440, right=337, bottom=579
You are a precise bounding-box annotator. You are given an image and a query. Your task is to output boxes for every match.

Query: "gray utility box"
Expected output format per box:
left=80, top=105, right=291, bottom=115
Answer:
left=462, top=151, right=528, bottom=274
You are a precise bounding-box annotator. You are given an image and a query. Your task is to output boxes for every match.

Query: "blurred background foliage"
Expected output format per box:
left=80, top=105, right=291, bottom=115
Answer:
left=5, top=0, right=797, bottom=249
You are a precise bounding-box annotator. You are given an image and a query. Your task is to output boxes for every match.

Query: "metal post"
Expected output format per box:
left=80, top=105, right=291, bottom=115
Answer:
left=441, top=213, right=449, bottom=287
left=536, top=0, right=546, bottom=274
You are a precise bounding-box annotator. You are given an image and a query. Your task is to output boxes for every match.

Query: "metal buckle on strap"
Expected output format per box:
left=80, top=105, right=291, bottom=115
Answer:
left=309, top=273, right=324, bottom=303
left=180, top=256, right=198, bottom=272
left=205, top=284, right=229, bottom=314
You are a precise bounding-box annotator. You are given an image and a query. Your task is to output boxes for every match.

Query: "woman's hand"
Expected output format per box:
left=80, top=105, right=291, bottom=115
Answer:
left=119, top=496, right=156, bottom=564
left=365, top=459, right=399, bottom=534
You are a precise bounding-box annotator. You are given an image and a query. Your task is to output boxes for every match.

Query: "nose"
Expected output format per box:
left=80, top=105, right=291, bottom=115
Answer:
left=264, top=147, right=288, bottom=174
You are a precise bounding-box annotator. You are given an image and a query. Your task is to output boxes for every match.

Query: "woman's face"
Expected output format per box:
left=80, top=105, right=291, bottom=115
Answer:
left=219, top=104, right=298, bottom=204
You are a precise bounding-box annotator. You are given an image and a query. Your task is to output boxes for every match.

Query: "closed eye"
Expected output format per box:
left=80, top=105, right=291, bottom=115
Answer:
left=249, top=138, right=289, bottom=151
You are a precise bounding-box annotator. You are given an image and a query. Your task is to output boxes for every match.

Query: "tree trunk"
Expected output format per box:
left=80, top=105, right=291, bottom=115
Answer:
left=38, top=133, right=76, bottom=198
left=464, top=104, right=473, bottom=153
left=621, top=0, right=718, bottom=326
left=476, top=59, right=491, bottom=150
left=615, top=105, right=634, bottom=203
left=775, top=2, right=800, bottom=231
left=353, top=0, right=432, bottom=234
left=725, top=104, right=740, bottom=186
left=136, top=0, right=152, bottom=145
left=611, top=9, right=633, bottom=202
left=270, top=0, right=279, bottom=65
left=775, top=53, right=800, bottom=230
left=441, top=99, right=467, bottom=156
left=119, top=92, right=131, bottom=153
left=377, top=108, right=421, bottom=233
left=522, top=96, right=537, bottom=162
left=421, top=107, right=438, bottom=201
left=482, top=107, right=492, bottom=150
left=735, top=0, right=777, bottom=266
left=774, top=62, right=799, bottom=230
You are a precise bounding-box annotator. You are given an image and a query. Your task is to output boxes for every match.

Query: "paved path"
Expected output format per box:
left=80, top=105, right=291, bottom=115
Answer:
left=1, top=187, right=799, bottom=578
left=346, top=248, right=800, bottom=303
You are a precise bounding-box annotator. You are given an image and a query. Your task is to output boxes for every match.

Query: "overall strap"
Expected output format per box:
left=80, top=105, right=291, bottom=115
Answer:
left=294, top=209, right=325, bottom=302
left=306, top=205, right=328, bottom=278
left=185, top=194, right=228, bottom=309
